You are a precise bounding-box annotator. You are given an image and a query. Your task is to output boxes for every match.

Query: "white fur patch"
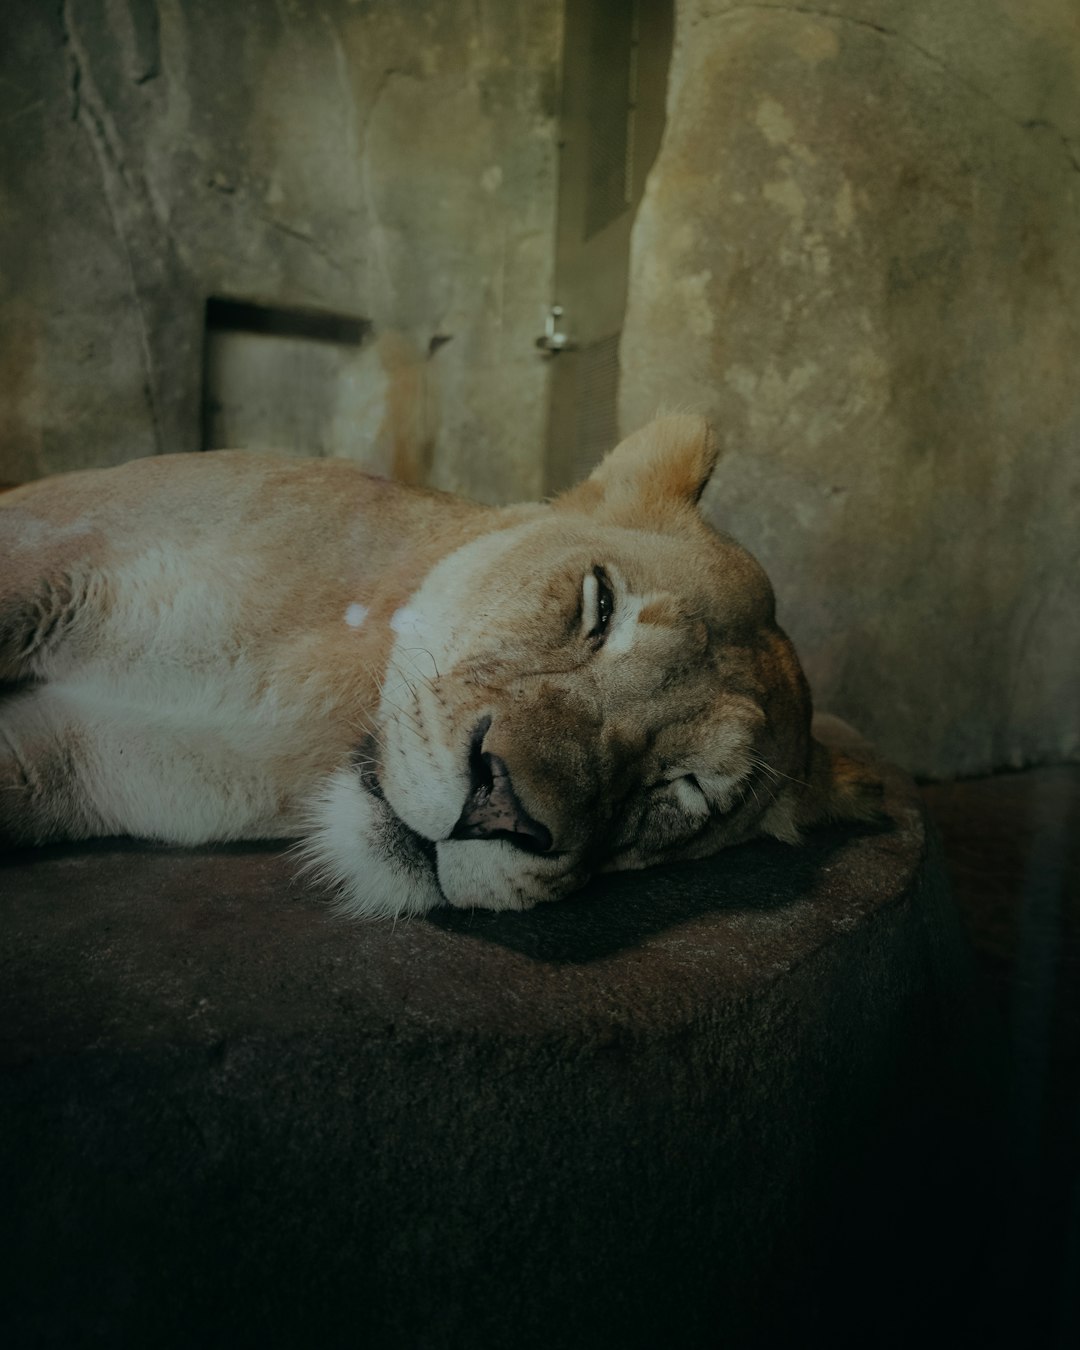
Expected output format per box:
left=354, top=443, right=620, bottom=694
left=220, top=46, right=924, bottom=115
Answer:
left=344, top=603, right=369, bottom=628
left=390, top=606, right=428, bottom=638
left=301, top=768, right=443, bottom=919
left=604, top=591, right=653, bottom=655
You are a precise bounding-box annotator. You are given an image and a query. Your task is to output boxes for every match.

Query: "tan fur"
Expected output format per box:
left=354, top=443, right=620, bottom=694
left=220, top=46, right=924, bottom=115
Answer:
left=0, top=416, right=881, bottom=916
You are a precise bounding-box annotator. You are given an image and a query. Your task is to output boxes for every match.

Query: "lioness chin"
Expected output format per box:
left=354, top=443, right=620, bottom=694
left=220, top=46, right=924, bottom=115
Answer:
left=0, top=415, right=880, bottom=917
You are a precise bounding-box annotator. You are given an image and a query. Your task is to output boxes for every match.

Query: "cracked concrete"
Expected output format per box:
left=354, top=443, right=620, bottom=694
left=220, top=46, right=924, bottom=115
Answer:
left=61, top=0, right=167, bottom=455
left=621, top=0, right=1080, bottom=779
left=1022, top=117, right=1080, bottom=174
left=696, top=1, right=1080, bottom=149
left=0, top=0, right=560, bottom=499
left=763, top=0, right=1080, bottom=176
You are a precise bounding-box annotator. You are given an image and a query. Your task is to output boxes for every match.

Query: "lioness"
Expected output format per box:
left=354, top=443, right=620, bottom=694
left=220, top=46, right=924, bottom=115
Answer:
left=0, top=415, right=878, bottom=916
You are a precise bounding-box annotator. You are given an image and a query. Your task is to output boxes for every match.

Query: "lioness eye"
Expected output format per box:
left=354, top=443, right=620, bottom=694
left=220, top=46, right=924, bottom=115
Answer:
left=583, top=566, right=615, bottom=646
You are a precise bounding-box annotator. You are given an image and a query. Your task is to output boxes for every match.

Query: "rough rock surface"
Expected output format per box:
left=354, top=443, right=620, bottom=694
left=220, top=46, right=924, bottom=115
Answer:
left=1, top=758, right=973, bottom=1349
left=0, top=0, right=559, bottom=502
left=620, top=0, right=1080, bottom=777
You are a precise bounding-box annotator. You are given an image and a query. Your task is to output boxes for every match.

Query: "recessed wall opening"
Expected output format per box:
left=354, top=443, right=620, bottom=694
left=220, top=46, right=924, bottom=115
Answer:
left=201, top=297, right=374, bottom=458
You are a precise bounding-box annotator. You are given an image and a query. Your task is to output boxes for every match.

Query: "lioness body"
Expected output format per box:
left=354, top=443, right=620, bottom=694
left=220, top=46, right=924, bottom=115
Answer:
left=0, top=453, right=498, bottom=837
left=1, top=417, right=876, bottom=915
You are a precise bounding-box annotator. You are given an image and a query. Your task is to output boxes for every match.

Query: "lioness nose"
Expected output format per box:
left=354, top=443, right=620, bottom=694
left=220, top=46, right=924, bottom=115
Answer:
left=451, top=724, right=553, bottom=854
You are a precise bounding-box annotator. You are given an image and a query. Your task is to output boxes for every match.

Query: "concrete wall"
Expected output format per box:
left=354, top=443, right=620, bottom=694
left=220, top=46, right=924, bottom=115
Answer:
left=620, top=0, right=1080, bottom=778
left=0, top=0, right=560, bottom=502
left=3, top=0, right=1076, bottom=779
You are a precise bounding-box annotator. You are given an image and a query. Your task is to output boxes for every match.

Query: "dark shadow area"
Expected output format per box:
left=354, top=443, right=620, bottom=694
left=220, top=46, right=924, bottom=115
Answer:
left=916, top=768, right=1080, bottom=1350
left=0, top=836, right=292, bottom=867
left=808, top=1044, right=1010, bottom=1350
left=3, top=819, right=891, bottom=968
left=426, top=818, right=892, bottom=964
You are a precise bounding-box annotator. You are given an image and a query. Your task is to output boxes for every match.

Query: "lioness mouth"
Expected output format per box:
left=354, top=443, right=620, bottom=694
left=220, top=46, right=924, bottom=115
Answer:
left=353, top=736, right=440, bottom=881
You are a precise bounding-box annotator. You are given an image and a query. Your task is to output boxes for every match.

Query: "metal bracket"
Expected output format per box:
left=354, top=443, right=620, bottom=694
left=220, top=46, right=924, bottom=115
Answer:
left=535, top=305, right=577, bottom=354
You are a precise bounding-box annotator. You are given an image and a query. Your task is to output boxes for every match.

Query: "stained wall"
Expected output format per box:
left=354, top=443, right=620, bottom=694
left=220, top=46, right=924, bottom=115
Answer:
left=620, top=0, right=1080, bottom=776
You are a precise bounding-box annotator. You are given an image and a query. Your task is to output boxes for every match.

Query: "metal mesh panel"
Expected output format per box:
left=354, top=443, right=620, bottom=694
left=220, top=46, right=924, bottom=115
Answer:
left=585, top=3, right=636, bottom=239
left=574, top=332, right=621, bottom=475
left=546, top=0, right=672, bottom=493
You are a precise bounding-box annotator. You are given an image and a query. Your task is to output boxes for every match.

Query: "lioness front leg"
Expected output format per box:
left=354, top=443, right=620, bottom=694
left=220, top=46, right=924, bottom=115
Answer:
left=0, top=688, right=107, bottom=846
left=0, top=514, right=111, bottom=843
left=0, top=498, right=111, bottom=683
left=0, top=565, right=108, bottom=685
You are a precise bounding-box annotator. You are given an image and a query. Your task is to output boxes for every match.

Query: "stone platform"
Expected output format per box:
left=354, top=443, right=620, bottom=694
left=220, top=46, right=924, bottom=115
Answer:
left=0, top=759, right=972, bottom=1349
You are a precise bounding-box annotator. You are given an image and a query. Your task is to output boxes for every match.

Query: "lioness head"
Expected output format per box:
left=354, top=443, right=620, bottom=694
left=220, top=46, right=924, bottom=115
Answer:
left=308, top=415, right=880, bottom=917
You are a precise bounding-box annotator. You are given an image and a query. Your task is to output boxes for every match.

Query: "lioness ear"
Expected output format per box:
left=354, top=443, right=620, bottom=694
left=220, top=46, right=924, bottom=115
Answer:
left=555, top=414, right=719, bottom=524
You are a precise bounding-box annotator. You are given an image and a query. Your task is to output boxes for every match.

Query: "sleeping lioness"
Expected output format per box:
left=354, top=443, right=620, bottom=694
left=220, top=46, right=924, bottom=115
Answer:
left=0, top=415, right=879, bottom=916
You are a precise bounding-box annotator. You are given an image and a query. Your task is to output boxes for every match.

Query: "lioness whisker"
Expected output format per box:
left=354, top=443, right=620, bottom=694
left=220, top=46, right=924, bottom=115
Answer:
left=343, top=713, right=385, bottom=746
left=367, top=663, right=426, bottom=738
left=748, top=752, right=808, bottom=790
left=399, top=646, right=440, bottom=683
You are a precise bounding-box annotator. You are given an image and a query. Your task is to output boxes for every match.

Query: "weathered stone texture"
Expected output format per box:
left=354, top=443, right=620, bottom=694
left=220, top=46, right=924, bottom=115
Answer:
left=620, top=0, right=1080, bottom=777
left=0, top=0, right=560, bottom=502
